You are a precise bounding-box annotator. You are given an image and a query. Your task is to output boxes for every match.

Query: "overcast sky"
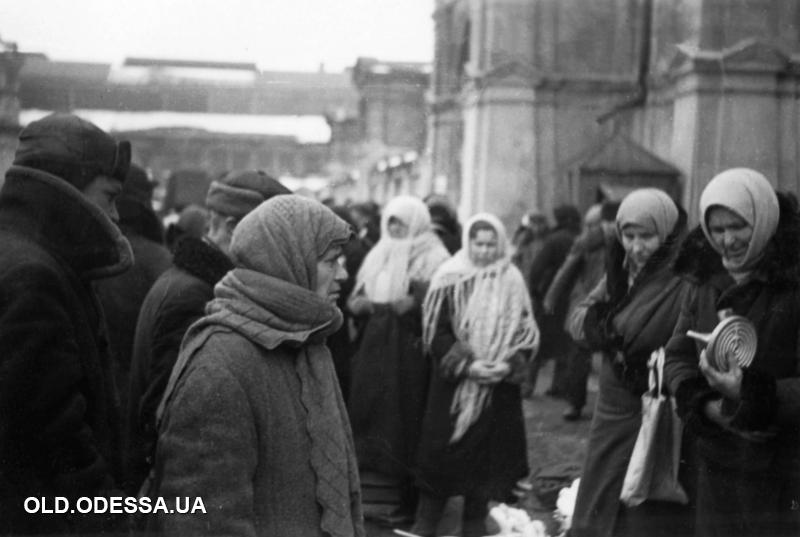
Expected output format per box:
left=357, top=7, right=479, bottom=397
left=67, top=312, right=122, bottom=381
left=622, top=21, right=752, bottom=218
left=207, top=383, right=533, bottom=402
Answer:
left=1, top=0, right=434, bottom=72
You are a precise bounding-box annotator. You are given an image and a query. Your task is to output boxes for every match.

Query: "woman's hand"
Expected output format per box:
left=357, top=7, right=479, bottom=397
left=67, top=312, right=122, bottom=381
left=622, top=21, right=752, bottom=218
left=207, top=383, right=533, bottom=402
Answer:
left=699, top=349, right=742, bottom=401
left=468, top=360, right=510, bottom=384
left=348, top=296, right=374, bottom=316
left=391, top=296, right=416, bottom=316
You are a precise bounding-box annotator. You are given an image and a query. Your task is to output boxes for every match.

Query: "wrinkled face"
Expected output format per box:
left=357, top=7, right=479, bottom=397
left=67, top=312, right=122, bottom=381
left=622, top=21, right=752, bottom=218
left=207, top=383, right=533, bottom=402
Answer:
left=81, top=174, right=122, bottom=223
left=387, top=216, right=409, bottom=239
left=707, top=206, right=753, bottom=267
left=469, top=229, right=499, bottom=267
left=315, top=245, right=348, bottom=304
left=620, top=223, right=661, bottom=271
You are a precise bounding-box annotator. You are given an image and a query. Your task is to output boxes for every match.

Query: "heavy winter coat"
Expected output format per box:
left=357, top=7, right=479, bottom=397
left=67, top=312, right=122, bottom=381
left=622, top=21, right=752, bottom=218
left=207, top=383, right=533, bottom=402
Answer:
left=664, top=194, right=800, bottom=537
left=568, top=210, right=694, bottom=537
left=96, top=231, right=171, bottom=422
left=415, top=297, right=530, bottom=501
left=147, top=328, right=363, bottom=537
left=125, top=236, right=232, bottom=494
left=0, top=166, right=132, bottom=534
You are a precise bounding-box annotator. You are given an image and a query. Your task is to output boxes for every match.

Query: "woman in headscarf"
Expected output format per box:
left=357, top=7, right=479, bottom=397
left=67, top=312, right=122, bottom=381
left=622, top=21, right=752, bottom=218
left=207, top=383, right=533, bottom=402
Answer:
left=411, top=213, right=539, bottom=537
left=346, top=195, right=451, bottom=524
left=664, top=168, right=800, bottom=537
left=146, top=195, right=364, bottom=537
left=566, top=188, right=693, bottom=537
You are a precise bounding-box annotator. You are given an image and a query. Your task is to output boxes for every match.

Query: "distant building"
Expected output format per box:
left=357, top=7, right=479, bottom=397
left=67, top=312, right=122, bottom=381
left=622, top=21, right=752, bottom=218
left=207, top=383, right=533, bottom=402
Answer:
left=14, top=55, right=360, bottom=200
left=429, top=0, right=800, bottom=229
left=0, top=37, right=22, bottom=178
left=327, top=57, right=431, bottom=204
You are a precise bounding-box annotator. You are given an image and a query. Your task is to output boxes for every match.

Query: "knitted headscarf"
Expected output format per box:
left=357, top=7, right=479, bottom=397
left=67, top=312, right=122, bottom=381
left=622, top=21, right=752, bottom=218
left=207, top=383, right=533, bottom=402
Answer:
left=158, top=196, right=363, bottom=537
left=699, top=168, right=779, bottom=278
left=353, top=195, right=450, bottom=302
left=423, top=213, right=539, bottom=442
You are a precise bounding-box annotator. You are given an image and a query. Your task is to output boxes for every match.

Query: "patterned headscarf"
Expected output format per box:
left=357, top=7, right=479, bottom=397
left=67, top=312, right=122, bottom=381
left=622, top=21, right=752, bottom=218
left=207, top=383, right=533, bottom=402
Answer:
left=423, top=213, right=539, bottom=442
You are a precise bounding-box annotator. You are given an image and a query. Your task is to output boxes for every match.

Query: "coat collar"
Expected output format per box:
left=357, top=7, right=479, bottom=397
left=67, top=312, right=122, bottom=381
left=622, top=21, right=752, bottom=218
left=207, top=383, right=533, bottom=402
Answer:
left=0, top=165, right=133, bottom=280
left=172, top=235, right=233, bottom=287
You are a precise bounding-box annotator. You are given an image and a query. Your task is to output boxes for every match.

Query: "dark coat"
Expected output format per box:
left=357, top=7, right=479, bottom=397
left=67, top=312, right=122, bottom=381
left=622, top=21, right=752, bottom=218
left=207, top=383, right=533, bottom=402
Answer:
left=415, top=297, right=529, bottom=501
left=0, top=166, right=132, bottom=534
left=665, top=193, right=800, bottom=536
left=528, top=226, right=579, bottom=358
left=96, top=231, right=171, bottom=420
left=569, top=210, right=694, bottom=537
left=124, top=236, right=232, bottom=495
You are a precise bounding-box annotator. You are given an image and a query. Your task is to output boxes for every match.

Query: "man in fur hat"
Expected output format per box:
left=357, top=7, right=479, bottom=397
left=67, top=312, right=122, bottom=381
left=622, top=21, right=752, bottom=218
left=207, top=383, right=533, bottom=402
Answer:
left=0, top=113, right=133, bottom=534
left=125, top=169, right=290, bottom=495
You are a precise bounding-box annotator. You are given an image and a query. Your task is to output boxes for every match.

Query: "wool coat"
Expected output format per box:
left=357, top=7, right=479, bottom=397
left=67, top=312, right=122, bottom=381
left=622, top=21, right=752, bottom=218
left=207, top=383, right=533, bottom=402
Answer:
left=125, top=236, right=232, bottom=495
left=665, top=196, right=800, bottom=537
left=147, top=325, right=363, bottom=537
left=0, top=166, right=131, bottom=534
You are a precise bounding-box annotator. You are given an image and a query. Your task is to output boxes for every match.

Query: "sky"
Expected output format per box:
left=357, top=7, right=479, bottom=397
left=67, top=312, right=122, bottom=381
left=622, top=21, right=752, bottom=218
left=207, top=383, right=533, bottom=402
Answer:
left=1, top=0, right=434, bottom=72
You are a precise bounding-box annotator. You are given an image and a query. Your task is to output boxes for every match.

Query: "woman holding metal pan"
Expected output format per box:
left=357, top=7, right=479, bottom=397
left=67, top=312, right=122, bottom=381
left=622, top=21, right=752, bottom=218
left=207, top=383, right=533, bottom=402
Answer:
left=664, top=168, right=800, bottom=537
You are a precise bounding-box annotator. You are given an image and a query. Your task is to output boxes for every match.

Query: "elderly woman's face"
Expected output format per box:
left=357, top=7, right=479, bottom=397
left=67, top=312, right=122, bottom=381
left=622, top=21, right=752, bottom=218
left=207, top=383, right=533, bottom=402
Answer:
left=315, top=245, right=347, bottom=304
left=621, top=223, right=660, bottom=271
left=707, top=206, right=753, bottom=266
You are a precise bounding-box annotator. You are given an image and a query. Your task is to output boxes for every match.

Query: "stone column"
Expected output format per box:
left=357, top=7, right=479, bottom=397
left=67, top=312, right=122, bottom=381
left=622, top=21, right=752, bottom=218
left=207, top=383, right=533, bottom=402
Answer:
left=667, top=40, right=800, bottom=218
left=459, top=0, right=538, bottom=231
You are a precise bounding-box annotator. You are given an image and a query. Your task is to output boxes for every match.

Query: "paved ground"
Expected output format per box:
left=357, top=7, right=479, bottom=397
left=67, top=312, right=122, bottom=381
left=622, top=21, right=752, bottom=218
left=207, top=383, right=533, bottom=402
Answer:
left=365, top=357, right=599, bottom=537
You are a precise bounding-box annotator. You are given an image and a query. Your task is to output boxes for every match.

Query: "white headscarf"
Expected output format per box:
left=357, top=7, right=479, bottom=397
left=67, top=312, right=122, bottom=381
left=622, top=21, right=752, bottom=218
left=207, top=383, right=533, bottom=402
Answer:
left=353, top=195, right=449, bottom=303
left=423, top=213, right=539, bottom=442
left=699, top=168, right=779, bottom=277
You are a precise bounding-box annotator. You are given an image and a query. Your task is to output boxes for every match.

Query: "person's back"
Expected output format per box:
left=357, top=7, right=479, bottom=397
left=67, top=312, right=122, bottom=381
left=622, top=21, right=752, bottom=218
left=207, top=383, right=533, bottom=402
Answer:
left=0, top=113, right=133, bottom=534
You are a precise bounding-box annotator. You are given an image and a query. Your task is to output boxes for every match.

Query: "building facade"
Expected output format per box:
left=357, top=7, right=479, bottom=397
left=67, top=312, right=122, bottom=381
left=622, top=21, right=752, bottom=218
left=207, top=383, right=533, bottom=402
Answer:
left=326, top=57, right=430, bottom=204
left=428, top=0, right=800, bottom=229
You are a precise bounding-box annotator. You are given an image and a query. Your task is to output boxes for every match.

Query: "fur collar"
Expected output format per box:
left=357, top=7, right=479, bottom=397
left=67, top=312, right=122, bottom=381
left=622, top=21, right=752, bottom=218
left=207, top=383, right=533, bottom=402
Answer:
left=172, top=235, right=233, bottom=287
left=0, top=165, right=133, bottom=280
left=673, top=192, right=800, bottom=289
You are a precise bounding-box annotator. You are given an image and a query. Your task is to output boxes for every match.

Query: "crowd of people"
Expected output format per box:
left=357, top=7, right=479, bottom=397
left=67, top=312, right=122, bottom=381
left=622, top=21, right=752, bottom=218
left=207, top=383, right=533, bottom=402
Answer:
left=0, top=111, right=798, bottom=537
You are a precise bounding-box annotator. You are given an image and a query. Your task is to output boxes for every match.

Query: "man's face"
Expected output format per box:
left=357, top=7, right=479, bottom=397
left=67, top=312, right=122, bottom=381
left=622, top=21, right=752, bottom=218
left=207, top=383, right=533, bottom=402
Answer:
left=206, top=210, right=237, bottom=256
left=315, top=245, right=347, bottom=304
left=81, top=174, right=122, bottom=223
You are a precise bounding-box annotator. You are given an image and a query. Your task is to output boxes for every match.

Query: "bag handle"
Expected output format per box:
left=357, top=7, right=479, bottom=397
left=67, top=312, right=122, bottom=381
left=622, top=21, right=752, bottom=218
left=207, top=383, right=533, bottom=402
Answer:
left=647, top=347, right=666, bottom=395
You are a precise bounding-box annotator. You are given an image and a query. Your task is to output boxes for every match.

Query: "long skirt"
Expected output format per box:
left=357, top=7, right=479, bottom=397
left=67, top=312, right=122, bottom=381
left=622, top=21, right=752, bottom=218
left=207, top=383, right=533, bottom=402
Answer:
left=348, top=307, right=430, bottom=479
left=415, top=372, right=529, bottom=502
left=571, top=358, right=693, bottom=537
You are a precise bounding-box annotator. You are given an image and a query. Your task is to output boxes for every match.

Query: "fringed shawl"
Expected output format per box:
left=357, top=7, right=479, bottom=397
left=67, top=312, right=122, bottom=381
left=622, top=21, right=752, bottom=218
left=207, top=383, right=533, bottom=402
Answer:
left=422, top=213, right=539, bottom=442
left=353, top=195, right=450, bottom=302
